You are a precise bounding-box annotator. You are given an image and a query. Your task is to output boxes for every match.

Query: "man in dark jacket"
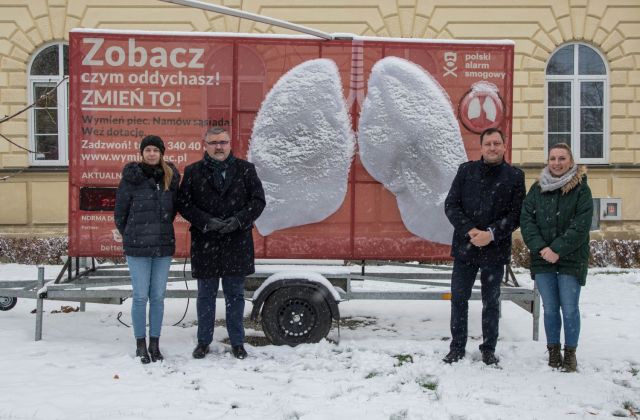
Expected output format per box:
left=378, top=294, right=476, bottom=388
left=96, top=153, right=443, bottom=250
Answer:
left=178, top=127, right=265, bottom=360
left=443, top=128, right=525, bottom=365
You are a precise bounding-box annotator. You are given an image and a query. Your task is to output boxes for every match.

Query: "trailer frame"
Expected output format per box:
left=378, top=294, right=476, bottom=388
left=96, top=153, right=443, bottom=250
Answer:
left=0, top=257, right=539, bottom=343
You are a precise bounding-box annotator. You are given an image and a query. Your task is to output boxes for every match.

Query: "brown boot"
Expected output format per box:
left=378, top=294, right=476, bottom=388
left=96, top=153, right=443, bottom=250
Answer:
left=547, top=344, right=563, bottom=369
left=563, top=346, right=577, bottom=372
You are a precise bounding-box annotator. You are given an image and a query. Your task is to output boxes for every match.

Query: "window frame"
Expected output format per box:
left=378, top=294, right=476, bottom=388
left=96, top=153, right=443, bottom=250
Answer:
left=27, top=42, right=69, bottom=167
left=545, top=42, right=609, bottom=164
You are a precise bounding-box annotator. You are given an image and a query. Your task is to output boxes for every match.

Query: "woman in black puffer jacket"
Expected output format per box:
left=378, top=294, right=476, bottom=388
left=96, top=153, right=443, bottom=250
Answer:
left=114, top=135, right=180, bottom=364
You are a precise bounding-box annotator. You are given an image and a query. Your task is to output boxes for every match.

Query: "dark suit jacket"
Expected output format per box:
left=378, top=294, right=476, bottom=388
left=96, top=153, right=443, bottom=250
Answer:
left=445, top=159, right=525, bottom=265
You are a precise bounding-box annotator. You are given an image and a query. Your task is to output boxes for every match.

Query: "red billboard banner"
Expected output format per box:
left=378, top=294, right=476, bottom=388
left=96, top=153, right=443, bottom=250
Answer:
left=68, top=29, right=514, bottom=260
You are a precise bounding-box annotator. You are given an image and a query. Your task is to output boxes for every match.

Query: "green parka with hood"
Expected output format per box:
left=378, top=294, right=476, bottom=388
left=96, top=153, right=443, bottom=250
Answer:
left=520, top=166, right=593, bottom=285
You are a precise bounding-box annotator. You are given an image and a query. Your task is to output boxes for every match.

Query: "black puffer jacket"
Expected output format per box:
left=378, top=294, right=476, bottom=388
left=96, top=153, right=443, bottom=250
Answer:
left=114, top=162, right=181, bottom=257
left=445, top=159, right=526, bottom=265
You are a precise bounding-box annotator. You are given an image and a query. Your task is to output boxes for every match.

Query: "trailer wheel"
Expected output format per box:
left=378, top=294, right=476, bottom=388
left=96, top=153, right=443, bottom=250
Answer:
left=0, top=296, right=17, bottom=311
left=261, top=286, right=332, bottom=346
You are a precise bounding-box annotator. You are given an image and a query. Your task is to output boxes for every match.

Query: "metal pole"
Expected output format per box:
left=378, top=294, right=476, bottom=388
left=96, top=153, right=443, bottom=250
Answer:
left=532, top=282, right=540, bottom=341
left=80, top=285, right=86, bottom=312
left=158, top=0, right=333, bottom=40
left=35, top=266, right=45, bottom=341
left=80, top=257, right=87, bottom=312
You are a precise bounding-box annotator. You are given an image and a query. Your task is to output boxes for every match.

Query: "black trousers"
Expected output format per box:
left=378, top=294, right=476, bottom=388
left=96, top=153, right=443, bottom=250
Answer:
left=196, top=276, right=246, bottom=347
left=449, top=259, right=504, bottom=352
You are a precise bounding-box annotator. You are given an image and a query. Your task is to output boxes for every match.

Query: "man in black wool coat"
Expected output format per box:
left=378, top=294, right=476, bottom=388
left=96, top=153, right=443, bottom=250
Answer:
left=443, top=127, right=525, bottom=366
left=178, top=127, right=265, bottom=360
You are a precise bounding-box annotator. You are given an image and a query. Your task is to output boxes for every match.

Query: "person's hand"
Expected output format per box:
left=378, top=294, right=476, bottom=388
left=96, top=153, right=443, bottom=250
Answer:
left=470, top=230, right=492, bottom=247
left=204, top=217, right=226, bottom=233
left=219, top=217, right=240, bottom=234
left=467, top=228, right=482, bottom=238
left=540, top=247, right=559, bottom=263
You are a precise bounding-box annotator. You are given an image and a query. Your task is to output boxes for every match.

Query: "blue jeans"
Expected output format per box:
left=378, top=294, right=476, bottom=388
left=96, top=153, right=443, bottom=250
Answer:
left=450, top=259, right=504, bottom=353
left=535, top=272, right=581, bottom=347
left=196, top=277, right=245, bottom=346
left=126, top=255, right=172, bottom=339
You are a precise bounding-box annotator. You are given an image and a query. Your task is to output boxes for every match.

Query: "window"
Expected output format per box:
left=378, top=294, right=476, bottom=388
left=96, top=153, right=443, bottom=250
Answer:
left=545, top=43, right=608, bottom=164
left=28, top=43, right=68, bottom=166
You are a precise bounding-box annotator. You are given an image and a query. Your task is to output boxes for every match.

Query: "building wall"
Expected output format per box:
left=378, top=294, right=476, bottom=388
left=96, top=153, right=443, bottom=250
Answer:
left=0, top=0, right=639, bottom=237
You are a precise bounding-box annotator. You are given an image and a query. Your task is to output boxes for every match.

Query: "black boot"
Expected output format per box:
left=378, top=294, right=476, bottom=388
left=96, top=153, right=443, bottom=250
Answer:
left=148, top=336, right=163, bottom=362
left=547, top=344, right=563, bottom=369
left=192, top=343, right=210, bottom=359
left=442, top=349, right=465, bottom=364
left=136, top=338, right=150, bottom=364
left=481, top=350, right=499, bottom=366
left=232, top=345, right=248, bottom=360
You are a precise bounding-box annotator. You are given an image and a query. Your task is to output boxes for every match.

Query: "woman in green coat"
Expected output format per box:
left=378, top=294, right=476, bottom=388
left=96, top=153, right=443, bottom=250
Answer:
left=520, top=143, right=593, bottom=372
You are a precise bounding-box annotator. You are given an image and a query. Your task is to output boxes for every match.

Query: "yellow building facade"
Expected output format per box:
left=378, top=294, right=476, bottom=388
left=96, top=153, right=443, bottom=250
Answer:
left=0, top=0, right=639, bottom=238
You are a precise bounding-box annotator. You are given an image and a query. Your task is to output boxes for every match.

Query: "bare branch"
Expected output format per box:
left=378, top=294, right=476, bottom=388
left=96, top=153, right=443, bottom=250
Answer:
left=0, top=76, right=68, bottom=158
left=0, top=168, right=26, bottom=181
left=0, top=132, right=36, bottom=154
left=0, top=76, right=67, bottom=125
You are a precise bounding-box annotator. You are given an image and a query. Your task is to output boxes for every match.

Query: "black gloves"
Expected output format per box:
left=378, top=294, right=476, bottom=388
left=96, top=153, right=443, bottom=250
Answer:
left=204, top=217, right=227, bottom=233
left=218, top=217, right=240, bottom=234
left=203, top=216, right=240, bottom=234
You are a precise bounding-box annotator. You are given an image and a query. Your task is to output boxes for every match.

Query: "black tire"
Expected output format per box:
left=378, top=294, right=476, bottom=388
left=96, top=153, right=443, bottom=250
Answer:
left=0, top=296, right=17, bottom=311
left=261, top=286, right=332, bottom=346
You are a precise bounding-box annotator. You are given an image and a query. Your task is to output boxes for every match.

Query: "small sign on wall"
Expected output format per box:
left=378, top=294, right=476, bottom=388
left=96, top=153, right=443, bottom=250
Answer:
left=600, top=198, right=622, bottom=221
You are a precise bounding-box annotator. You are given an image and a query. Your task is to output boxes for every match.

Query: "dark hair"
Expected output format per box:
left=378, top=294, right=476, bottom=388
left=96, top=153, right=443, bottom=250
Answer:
left=205, top=127, right=229, bottom=138
left=480, top=128, right=505, bottom=144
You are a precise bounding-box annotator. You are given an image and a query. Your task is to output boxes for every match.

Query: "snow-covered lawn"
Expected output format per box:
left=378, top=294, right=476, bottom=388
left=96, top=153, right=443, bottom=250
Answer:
left=0, top=264, right=638, bottom=419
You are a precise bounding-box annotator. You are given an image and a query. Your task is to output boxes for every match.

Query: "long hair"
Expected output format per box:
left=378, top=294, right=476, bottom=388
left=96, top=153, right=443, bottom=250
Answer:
left=159, top=158, right=173, bottom=191
left=141, top=151, right=173, bottom=191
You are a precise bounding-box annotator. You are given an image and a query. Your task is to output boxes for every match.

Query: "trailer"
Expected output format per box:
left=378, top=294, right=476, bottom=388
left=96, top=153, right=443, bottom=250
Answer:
left=1, top=28, right=539, bottom=344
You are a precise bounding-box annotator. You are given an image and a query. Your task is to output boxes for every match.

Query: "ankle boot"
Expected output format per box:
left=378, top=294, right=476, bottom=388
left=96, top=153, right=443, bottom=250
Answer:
left=136, top=338, right=150, bottom=364
left=547, top=344, right=563, bottom=369
left=563, top=346, right=577, bottom=372
left=148, top=336, right=163, bottom=362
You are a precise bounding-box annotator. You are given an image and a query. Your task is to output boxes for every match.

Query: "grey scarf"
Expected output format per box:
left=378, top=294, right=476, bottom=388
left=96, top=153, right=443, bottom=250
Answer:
left=539, top=164, right=577, bottom=192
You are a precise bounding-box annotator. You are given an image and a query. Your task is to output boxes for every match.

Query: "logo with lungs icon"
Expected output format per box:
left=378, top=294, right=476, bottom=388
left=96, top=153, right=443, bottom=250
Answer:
left=458, top=81, right=505, bottom=134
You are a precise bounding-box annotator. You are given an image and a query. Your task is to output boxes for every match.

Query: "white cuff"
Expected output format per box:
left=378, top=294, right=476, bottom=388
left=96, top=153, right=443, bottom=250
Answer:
left=487, top=227, right=495, bottom=242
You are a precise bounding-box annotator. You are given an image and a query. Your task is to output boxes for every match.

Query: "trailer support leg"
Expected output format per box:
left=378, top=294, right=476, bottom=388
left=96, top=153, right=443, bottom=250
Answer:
left=35, top=266, right=45, bottom=341
left=78, top=258, right=89, bottom=312
left=80, top=285, right=86, bottom=312
left=532, top=283, right=540, bottom=341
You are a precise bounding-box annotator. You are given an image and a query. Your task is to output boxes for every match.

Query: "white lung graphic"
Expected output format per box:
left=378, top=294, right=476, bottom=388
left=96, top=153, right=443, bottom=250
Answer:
left=468, top=97, right=481, bottom=119
left=358, top=56, right=468, bottom=245
left=483, top=96, right=497, bottom=122
left=249, top=59, right=355, bottom=236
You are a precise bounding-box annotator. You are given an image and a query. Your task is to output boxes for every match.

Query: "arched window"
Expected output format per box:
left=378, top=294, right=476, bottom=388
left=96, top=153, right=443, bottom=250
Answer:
left=28, top=43, right=68, bottom=166
left=546, top=43, right=608, bottom=163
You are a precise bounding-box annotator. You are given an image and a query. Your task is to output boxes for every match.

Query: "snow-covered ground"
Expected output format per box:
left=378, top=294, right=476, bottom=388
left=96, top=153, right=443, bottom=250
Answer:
left=0, top=264, right=638, bottom=419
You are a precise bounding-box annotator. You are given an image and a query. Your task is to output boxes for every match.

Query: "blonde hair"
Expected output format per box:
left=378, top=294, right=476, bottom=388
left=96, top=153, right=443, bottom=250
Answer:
left=160, top=159, right=173, bottom=191
left=548, top=142, right=574, bottom=164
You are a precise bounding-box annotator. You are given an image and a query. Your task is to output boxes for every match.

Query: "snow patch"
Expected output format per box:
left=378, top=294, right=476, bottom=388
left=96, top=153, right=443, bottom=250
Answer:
left=253, top=271, right=342, bottom=302
left=249, top=58, right=355, bottom=236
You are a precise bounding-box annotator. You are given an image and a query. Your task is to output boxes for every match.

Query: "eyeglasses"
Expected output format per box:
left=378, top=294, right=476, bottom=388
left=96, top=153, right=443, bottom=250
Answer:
left=204, top=140, right=230, bottom=146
